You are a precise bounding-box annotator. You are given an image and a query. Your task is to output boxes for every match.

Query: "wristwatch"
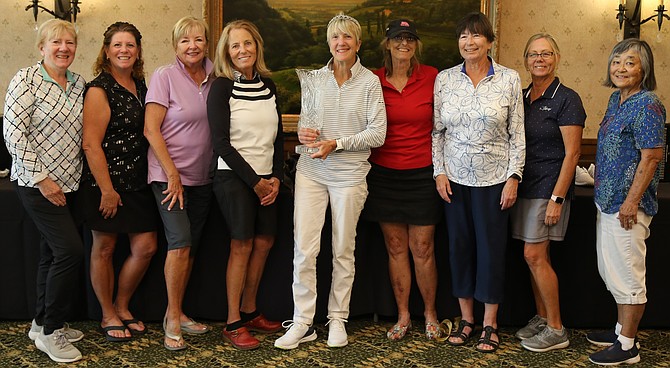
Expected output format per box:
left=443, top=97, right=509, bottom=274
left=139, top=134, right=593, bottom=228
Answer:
left=334, top=139, right=344, bottom=153
left=550, top=194, right=565, bottom=204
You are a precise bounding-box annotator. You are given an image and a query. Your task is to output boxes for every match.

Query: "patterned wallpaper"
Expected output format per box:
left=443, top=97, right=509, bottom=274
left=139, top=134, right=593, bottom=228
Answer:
left=0, top=0, right=204, bottom=112
left=497, top=0, right=669, bottom=138
left=2, top=0, right=667, bottom=139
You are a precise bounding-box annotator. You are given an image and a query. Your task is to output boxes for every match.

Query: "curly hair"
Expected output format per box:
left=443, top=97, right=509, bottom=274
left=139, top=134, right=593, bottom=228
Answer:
left=92, top=21, right=145, bottom=80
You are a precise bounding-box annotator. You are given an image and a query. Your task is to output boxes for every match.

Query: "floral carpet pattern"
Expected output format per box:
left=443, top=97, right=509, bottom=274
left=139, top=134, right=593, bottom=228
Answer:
left=1, top=319, right=669, bottom=367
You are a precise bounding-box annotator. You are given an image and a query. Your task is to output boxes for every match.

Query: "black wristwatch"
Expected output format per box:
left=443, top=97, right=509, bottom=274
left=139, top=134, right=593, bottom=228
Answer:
left=551, top=194, right=565, bottom=204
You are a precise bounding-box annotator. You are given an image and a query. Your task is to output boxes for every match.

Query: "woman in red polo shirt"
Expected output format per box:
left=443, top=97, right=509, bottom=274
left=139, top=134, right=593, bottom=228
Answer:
left=361, top=19, right=441, bottom=341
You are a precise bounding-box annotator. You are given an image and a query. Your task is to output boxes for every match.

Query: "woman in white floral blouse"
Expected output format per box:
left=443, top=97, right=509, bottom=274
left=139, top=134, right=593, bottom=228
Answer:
left=432, top=11, right=525, bottom=354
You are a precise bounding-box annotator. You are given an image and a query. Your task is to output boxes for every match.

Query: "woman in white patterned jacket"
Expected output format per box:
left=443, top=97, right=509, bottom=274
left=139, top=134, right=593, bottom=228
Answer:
left=432, top=11, right=525, bottom=354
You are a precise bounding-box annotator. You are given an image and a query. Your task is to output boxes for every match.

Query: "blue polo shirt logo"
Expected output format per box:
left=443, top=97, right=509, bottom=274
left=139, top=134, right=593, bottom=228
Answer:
left=540, top=106, right=552, bottom=111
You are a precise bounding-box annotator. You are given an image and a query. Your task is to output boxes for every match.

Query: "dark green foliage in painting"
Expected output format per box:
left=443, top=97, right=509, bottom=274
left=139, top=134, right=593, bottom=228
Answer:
left=223, top=0, right=480, bottom=113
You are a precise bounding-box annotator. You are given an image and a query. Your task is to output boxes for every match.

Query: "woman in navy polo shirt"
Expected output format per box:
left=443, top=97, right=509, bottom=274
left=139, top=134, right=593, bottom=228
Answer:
left=511, top=33, right=585, bottom=352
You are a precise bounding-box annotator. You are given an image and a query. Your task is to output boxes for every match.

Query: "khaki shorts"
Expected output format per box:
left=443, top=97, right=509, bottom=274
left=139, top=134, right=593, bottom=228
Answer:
left=511, top=198, right=571, bottom=243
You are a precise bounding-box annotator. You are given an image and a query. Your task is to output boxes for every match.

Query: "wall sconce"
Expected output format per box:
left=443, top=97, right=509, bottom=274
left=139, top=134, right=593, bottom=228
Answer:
left=616, top=0, right=669, bottom=39
left=25, top=0, right=81, bottom=23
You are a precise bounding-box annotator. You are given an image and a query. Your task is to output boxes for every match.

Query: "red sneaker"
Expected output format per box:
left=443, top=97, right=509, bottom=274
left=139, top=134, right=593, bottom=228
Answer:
left=244, top=314, right=282, bottom=333
left=222, top=326, right=260, bottom=350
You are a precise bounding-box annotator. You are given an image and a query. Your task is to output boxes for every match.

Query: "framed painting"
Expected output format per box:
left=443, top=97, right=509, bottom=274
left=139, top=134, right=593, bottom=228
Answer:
left=204, top=0, right=499, bottom=125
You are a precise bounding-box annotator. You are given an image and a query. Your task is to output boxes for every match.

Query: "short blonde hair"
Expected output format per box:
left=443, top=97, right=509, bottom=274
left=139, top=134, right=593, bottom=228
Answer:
left=213, top=19, right=270, bottom=80
left=36, top=19, right=77, bottom=50
left=523, top=33, right=560, bottom=71
left=326, top=13, right=362, bottom=44
left=172, top=16, right=209, bottom=50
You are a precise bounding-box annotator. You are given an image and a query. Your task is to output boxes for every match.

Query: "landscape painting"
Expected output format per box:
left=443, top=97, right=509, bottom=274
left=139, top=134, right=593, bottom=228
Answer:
left=223, top=0, right=482, bottom=113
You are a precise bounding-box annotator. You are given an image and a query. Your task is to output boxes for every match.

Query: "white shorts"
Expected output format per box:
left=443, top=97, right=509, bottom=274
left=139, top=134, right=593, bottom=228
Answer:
left=595, top=205, right=652, bottom=305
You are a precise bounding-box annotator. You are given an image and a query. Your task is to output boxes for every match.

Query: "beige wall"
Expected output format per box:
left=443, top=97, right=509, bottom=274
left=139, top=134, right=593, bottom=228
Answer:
left=0, top=0, right=203, bottom=112
left=497, top=0, right=669, bottom=138
left=2, top=0, right=667, bottom=138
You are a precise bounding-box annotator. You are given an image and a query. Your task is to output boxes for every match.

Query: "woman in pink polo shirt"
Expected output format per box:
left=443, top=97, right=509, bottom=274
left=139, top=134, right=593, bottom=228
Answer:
left=144, top=16, right=214, bottom=351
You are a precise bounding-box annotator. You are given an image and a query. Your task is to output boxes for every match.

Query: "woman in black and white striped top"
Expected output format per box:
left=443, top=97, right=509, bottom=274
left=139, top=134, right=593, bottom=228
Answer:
left=207, top=19, right=284, bottom=350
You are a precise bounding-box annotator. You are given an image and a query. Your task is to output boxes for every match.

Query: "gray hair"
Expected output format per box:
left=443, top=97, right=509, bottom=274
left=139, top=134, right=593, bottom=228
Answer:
left=603, top=38, right=656, bottom=91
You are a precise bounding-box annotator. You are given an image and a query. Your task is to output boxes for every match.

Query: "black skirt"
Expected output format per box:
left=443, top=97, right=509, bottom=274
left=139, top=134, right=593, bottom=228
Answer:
left=77, top=183, right=158, bottom=233
left=361, top=163, right=442, bottom=225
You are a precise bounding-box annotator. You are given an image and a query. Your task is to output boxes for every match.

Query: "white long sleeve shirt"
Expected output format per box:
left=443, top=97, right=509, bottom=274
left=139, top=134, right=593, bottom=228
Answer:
left=432, top=59, right=525, bottom=187
left=296, top=57, right=387, bottom=187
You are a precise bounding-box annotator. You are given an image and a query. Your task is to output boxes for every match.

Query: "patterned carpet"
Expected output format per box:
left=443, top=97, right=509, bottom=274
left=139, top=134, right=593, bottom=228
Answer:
left=1, top=319, right=669, bottom=367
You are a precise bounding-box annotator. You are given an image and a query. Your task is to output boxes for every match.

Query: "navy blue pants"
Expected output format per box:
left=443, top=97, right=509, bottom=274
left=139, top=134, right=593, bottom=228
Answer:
left=444, top=181, right=508, bottom=304
left=15, top=184, right=83, bottom=333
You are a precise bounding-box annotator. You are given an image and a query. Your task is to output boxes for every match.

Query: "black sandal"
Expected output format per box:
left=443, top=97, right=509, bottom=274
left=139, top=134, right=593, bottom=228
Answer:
left=475, top=325, right=500, bottom=353
left=446, top=319, right=475, bottom=346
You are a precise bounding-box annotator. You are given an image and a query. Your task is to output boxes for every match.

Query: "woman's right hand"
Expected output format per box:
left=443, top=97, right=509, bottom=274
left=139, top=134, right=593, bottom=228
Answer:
left=37, top=178, right=67, bottom=206
left=435, top=174, right=452, bottom=203
left=99, top=190, right=122, bottom=219
left=162, top=174, right=184, bottom=211
left=298, top=127, right=320, bottom=144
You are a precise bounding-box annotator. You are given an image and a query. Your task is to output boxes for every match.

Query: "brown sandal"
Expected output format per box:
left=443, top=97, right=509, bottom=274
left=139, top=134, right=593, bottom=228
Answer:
left=447, top=319, right=475, bottom=346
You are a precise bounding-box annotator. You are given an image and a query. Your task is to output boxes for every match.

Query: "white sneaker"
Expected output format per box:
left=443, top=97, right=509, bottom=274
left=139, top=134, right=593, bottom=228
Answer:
left=29, top=320, right=84, bottom=342
left=274, top=321, right=317, bottom=350
left=326, top=318, right=348, bottom=348
left=35, top=329, right=83, bottom=363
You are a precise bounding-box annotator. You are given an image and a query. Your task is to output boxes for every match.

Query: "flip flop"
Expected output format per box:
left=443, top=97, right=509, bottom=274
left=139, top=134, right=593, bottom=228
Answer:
left=99, top=325, right=131, bottom=342
left=163, top=317, right=187, bottom=351
left=180, top=318, right=210, bottom=335
left=122, top=318, right=147, bottom=336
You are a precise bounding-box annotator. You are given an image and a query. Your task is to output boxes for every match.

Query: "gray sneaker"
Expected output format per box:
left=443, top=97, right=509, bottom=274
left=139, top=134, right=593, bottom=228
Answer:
left=521, top=326, right=569, bottom=352
left=28, top=320, right=84, bottom=342
left=515, top=315, right=547, bottom=340
left=35, top=329, right=83, bottom=363
left=28, top=319, right=41, bottom=341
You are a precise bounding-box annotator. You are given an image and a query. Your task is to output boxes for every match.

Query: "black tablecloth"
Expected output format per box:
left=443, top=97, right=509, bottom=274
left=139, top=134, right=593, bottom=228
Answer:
left=1, top=177, right=669, bottom=328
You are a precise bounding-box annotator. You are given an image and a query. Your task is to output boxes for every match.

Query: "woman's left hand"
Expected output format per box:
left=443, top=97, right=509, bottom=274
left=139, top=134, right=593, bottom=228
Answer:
left=617, top=200, right=639, bottom=230
left=310, top=139, right=337, bottom=160
left=500, top=177, right=518, bottom=210
left=544, top=200, right=562, bottom=226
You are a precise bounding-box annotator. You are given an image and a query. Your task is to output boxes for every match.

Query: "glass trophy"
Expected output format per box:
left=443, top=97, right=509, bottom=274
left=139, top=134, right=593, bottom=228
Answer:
left=295, top=68, right=329, bottom=155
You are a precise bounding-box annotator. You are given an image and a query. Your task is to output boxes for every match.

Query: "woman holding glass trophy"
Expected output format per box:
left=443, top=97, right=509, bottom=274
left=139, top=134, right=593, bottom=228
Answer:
left=274, top=13, right=387, bottom=350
